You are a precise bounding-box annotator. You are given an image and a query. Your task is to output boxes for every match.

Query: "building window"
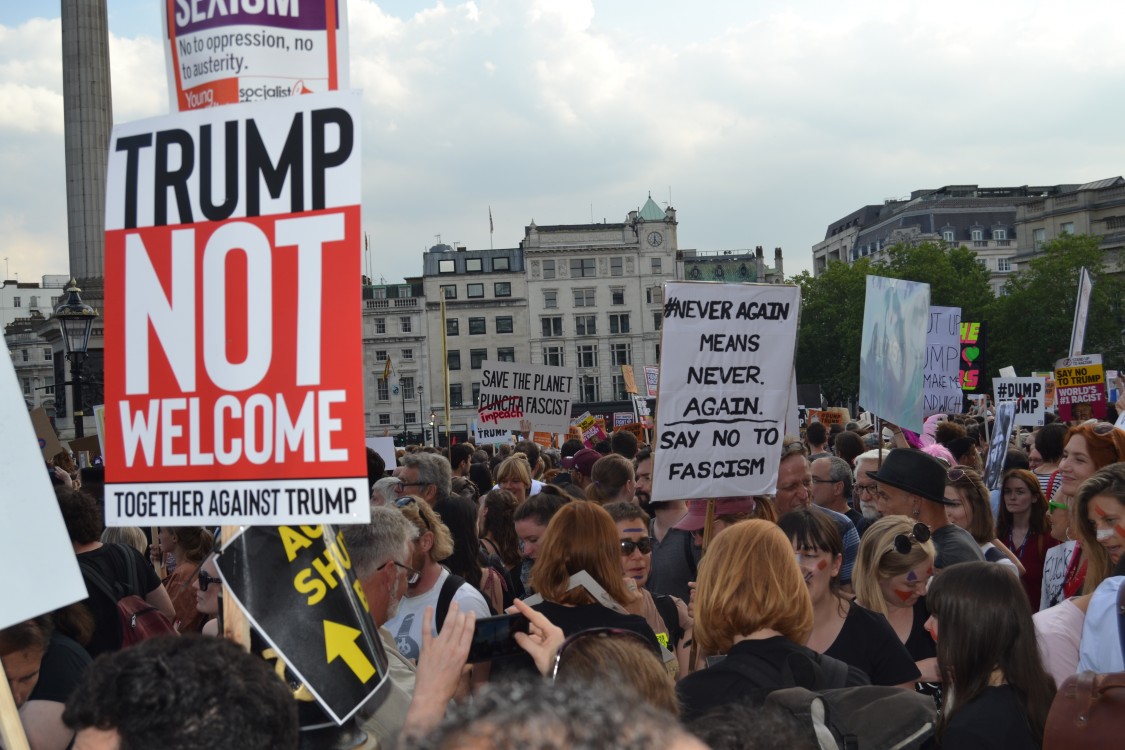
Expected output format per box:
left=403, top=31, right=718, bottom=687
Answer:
left=611, top=343, right=631, bottom=366
left=542, top=316, right=563, bottom=337
left=470, top=349, right=487, bottom=369
left=29, top=296, right=37, bottom=308
left=439, top=259, right=456, bottom=274
left=375, top=317, right=386, bottom=334
left=467, top=283, right=484, bottom=298
left=575, top=315, right=597, bottom=336
left=493, top=257, right=510, bottom=272
left=612, top=374, right=628, bottom=400
left=543, top=290, right=557, bottom=308
left=1034, top=228, right=1046, bottom=249
left=542, top=260, right=556, bottom=279
left=466, top=258, right=483, bottom=273
left=611, top=288, right=625, bottom=305
left=375, top=350, right=388, bottom=361
left=13, top=297, right=20, bottom=308
left=651, top=258, right=662, bottom=274
left=970, top=228, right=983, bottom=242
left=450, top=384, right=463, bottom=407
left=496, top=316, right=514, bottom=334
left=609, top=313, right=630, bottom=334
left=497, top=347, right=515, bottom=362
left=998, top=258, right=1012, bottom=272
left=570, top=258, right=596, bottom=277
left=469, top=317, right=487, bottom=335
left=447, top=318, right=459, bottom=336
left=577, top=344, right=598, bottom=368
left=655, top=343, right=661, bottom=360
left=573, top=289, right=595, bottom=307
left=646, top=286, right=664, bottom=304
left=448, top=351, right=461, bottom=370
left=472, top=382, right=480, bottom=405
left=1061, top=222, right=1074, bottom=235
left=610, top=257, right=623, bottom=276
left=377, top=377, right=389, bottom=401
left=401, top=349, right=413, bottom=360
left=400, top=316, right=412, bottom=333
left=494, top=282, right=511, bottom=297
left=942, top=230, right=955, bottom=243
left=22, top=350, right=29, bottom=362
left=402, top=377, right=415, bottom=400
left=992, top=228, right=1008, bottom=241
left=44, top=348, right=52, bottom=361
left=579, top=375, right=599, bottom=402
left=379, top=414, right=391, bottom=425
left=405, top=412, right=417, bottom=425
left=653, top=312, right=663, bottom=331
left=371, top=287, right=387, bottom=299
left=441, top=285, right=457, bottom=299
left=543, top=346, right=564, bottom=367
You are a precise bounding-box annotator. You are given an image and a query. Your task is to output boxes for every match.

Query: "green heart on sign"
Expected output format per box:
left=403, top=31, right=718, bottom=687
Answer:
left=962, top=347, right=980, bottom=364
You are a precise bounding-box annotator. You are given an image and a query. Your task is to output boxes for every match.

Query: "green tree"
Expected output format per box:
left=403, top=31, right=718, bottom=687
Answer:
left=791, top=241, right=995, bottom=406
left=988, top=234, right=1125, bottom=375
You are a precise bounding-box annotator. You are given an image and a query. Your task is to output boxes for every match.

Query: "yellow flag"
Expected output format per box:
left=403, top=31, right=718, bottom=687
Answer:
left=382, top=356, right=392, bottom=381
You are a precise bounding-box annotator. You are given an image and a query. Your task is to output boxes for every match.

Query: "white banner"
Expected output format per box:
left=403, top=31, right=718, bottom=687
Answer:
left=162, top=0, right=350, bottom=111
left=993, top=377, right=1047, bottom=427
left=1069, top=266, right=1093, bottom=357
left=477, top=361, right=576, bottom=434
left=923, top=306, right=962, bottom=416
left=652, top=282, right=800, bottom=502
left=859, top=275, right=930, bottom=432
left=471, top=422, right=513, bottom=445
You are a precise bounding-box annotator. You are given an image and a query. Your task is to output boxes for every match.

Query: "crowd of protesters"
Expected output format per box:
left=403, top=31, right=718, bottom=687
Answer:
left=4, top=404, right=1125, bottom=750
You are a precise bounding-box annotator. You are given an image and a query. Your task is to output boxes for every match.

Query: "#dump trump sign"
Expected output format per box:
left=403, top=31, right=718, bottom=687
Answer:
left=102, top=92, right=368, bottom=526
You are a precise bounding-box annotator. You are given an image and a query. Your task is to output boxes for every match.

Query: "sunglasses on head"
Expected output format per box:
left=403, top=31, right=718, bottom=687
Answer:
left=947, top=467, right=968, bottom=482
left=890, top=522, right=931, bottom=555
left=551, top=628, right=662, bottom=681
left=1093, top=422, right=1119, bottom=436
left=781, top=441, right=806, bottom=457
left=198, top=569, right=222, bottom=592
left=395, top=496, right=433, bottom=532
left=620, top=537, right=655, bottom=555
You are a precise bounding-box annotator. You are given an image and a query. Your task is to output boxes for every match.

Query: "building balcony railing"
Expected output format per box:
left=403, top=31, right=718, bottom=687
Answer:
left=365, top=297, right=420, bottom=310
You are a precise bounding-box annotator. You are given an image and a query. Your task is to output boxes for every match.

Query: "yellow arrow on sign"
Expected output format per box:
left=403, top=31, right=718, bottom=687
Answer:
left=324, top=620, right=376, bottom=682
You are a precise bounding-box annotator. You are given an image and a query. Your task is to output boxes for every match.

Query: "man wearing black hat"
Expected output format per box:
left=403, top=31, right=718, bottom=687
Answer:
left=867, top=448, right=984, bottom=569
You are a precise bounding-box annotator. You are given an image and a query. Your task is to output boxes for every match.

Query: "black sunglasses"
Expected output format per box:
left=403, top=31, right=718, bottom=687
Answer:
left=197, top=569, right=222, bottom=592
left=1093, top=422, right=1119, bottom=436
left=552, top=628, right=662, bottom=681
left=620, top=537, right=655, bottom=555
left=395, top=496, right=433, bottom=532
left=891, top=523, right=931, bottom=555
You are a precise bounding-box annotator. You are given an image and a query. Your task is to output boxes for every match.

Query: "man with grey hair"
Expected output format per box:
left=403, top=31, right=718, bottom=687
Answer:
left=371, top=476, right=402, bottom=507
left=852, top=448, right=889, bottom=522
left=344, top=506, right=421, bottom=745
left=811, top=456, right=868, bottom=535
left=396, top=452, right=452, bottom=508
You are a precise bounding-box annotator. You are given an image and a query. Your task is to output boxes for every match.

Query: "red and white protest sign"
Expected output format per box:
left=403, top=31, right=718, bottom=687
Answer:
left=103, top=91, right=368, bottom=526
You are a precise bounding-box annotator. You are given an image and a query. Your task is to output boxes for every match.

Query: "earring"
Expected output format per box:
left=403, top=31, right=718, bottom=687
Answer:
left=912, top=505, right=920, bottom=519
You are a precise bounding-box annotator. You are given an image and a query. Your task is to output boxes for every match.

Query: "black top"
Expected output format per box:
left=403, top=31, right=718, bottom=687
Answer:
left=931, top=524, right=985, bottom=569
left=27, top=633, right=92, bottom=704
left=941, top=685, right=1038, bottom=750
left=904, top=597, right=941, bottom=708
left=844, top=507, right=870, bottom=536
left=646, top=528, right=699, bottom=603
left=533, top=601, right=661, bottom=652
left=77, top=543, right=162, bottom=656
left=825, top=603, right=921, bottom=686
left=677, top=636, right=868, bottom=723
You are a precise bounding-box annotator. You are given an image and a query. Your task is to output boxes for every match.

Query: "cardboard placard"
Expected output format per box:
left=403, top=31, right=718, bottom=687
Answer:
left=30, top=407, right=64, bottom=460
left=993, top=377, right=1047, bottom=427
left=859, top=276, right=930, bottom=432
left=984, top=401, right=1017, bottom=491
left=652, top=282, right=800, bottom=501
left=923, top=306, right=963, bottom=416
left=477, top=360, right=576, bottom=434
left=102, top=92, right=368, bottom=526
left=1054, top=354, right=1107, bottom=421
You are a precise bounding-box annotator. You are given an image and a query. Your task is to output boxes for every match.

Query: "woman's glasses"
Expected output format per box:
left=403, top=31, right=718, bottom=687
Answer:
left=197, top=569, right=222, bottom=592
left=890, top=522, right=932, bottom=555
left=619, top=537, right=655, bottom=555
left=551, top=627, right=662, bottom=681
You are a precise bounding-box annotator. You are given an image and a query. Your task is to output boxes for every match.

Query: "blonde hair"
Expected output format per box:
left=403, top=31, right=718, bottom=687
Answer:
left=397, top=497, right=454, bottom=561
left=495, top=455, right=532, bottom=491
left=531, top=502, right=634, bottom=607
left=100, top=526, right=149, bottom=556
left=554, top=633, right=678, bottom=716
left=694, top=520, right=813, bottom=654
left=584, top=454, right=634, bottom=505
left=853, top=515, right=936, bottom=617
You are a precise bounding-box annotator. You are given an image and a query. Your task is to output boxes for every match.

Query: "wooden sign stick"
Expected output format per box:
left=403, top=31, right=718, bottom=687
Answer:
left=221, top=525, right=251, bottom=650
left=0, top=668, right=30, bottom=750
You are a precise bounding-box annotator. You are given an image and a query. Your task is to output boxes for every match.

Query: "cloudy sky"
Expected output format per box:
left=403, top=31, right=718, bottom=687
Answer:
left=3, top=0, right=1124, bottom=287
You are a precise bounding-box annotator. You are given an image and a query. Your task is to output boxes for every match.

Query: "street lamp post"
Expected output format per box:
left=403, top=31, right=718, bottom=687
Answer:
left=418, top=386, right=426, bottom=445
left=54, top=280, right=98, bottom=439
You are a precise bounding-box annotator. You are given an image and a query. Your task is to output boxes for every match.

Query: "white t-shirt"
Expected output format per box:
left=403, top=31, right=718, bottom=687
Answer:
left=1078, top=576, right=1124, bottom=674
left=384, top=567, right=491, bottom=661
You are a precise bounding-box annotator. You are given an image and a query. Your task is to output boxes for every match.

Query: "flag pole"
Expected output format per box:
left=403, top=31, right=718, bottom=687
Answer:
left=440, top=293, right=451, bottom=446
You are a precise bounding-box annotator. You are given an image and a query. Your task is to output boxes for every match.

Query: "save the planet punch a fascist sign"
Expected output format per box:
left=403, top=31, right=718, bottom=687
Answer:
left=651, top=282, right=800, bottom=502
left=102, top=92, right=368, bottom=526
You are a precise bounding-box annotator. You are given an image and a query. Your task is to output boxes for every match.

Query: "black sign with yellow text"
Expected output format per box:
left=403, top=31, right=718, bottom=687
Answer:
left=218, top=525, right=388, bottom=724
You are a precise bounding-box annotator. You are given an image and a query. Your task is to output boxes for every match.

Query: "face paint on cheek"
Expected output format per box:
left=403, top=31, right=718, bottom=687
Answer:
left=905, top=570, right=920, bottom=584
left=816, top=559, right=828, bottom=571
left=1094, top=504, right=1108, bottom=517
left=1115, top=523, right=1125, bottom=540
left=893, top=589, right=916, bottom=602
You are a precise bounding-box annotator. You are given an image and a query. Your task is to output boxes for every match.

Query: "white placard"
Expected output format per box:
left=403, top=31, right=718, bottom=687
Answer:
left=471, top=422, right=513, bottom=445
left=364, top=436, right=398, bottom=471
left=477, top=361, right=576, bottom=434
left=993, top=377, right=1047, bottom=427
left=0, top=354, right=88, bottom=629
left=923, top=306, right=962, bottom=416
left=652, top=282, right=800, bottom=502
